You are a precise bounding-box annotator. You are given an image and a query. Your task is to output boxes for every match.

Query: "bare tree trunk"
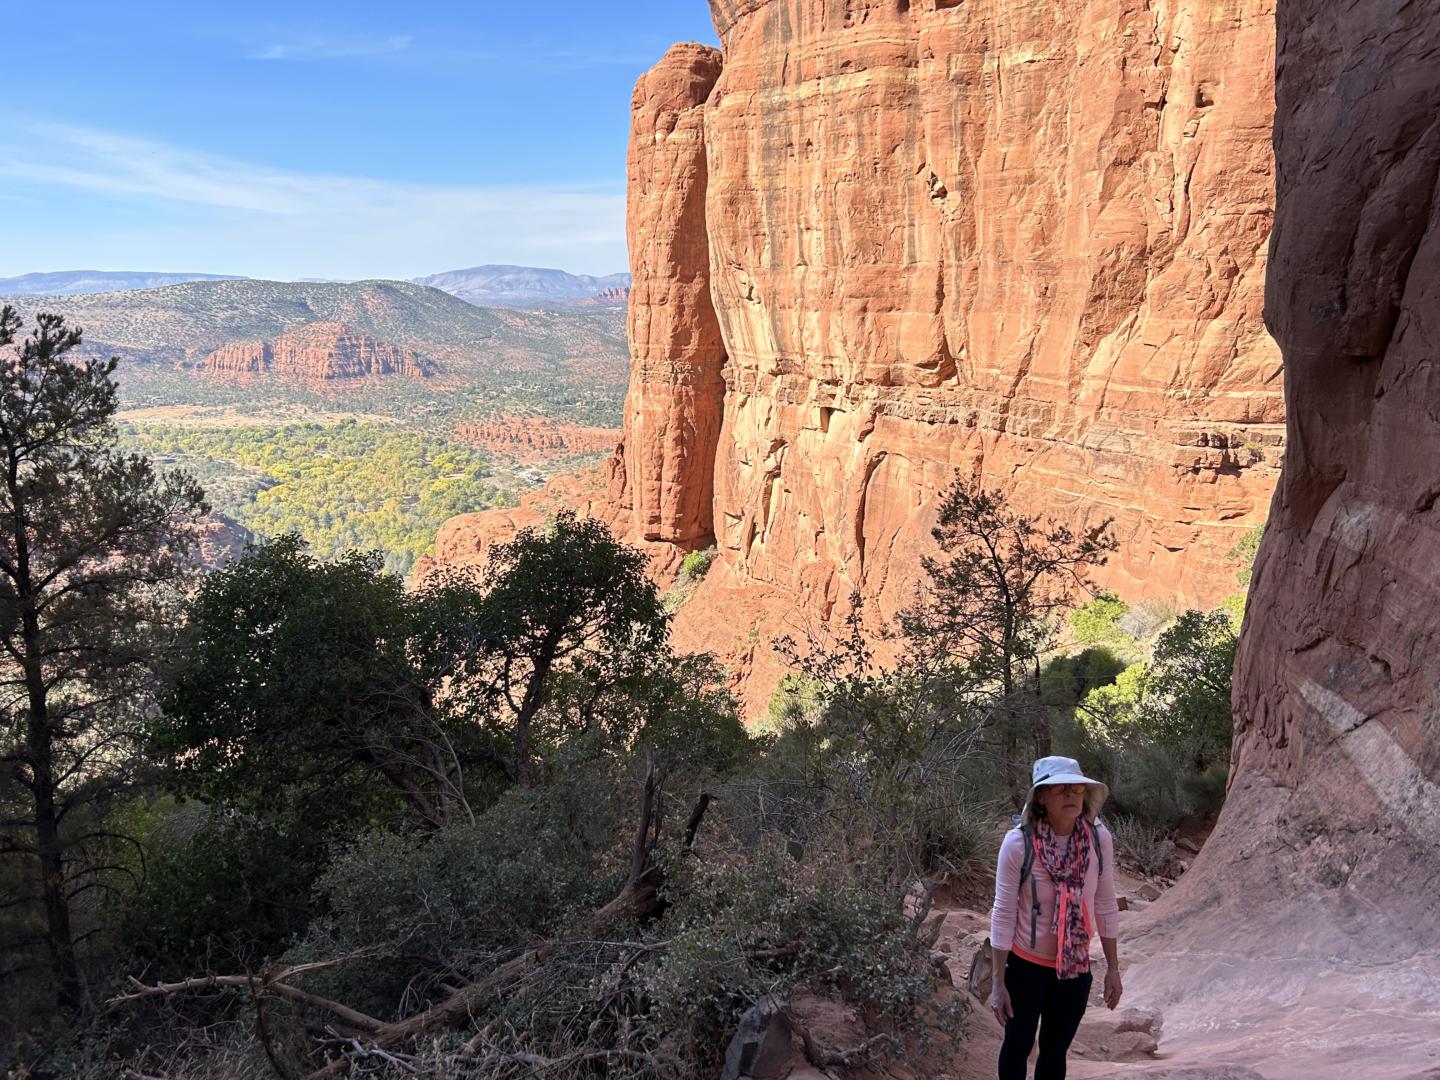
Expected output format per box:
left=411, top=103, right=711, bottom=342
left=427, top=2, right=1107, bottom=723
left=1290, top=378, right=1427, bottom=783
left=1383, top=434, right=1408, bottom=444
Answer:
left=1031, top=655, right=1052, bottom=759
left=26, top=682, right=80, bottom=1011
left=14, top=473, right=80, bottom=1011
left=512, top=635, right=559, bottom=788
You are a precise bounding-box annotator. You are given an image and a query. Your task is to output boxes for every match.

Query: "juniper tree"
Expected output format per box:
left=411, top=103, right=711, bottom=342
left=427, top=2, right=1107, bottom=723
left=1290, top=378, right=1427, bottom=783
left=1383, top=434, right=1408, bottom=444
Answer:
left=419, top=511, right=670, bottom=787
left=155, top=537, right=478, bottom=831
left=0, top=307, right=206, bottom=1011
left=901, top=482, right=1115, bottom=795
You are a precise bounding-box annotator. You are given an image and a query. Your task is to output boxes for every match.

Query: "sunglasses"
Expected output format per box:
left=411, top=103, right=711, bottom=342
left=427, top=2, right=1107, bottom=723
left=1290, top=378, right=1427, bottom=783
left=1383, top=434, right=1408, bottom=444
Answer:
left=1040, top=783, right=1088, bottom=796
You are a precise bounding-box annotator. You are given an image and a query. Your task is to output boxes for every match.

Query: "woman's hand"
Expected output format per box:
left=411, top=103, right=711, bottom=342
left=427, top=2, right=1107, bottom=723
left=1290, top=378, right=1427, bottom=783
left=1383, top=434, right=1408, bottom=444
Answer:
left=1103, top=965, right=1123, bottom=1010
left=989, top=980, right=1013, bottom=1026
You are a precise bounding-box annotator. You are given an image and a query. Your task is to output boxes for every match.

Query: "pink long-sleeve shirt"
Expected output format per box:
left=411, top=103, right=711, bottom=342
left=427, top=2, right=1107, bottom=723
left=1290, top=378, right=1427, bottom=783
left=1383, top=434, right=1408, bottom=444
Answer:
left=989, top=823, right=1120, bottom=966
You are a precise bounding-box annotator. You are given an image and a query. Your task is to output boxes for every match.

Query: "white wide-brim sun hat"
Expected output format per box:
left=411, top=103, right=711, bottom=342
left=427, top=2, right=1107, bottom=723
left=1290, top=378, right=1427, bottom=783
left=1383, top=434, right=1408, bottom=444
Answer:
left=1025, top=755, right=1109, bottom=819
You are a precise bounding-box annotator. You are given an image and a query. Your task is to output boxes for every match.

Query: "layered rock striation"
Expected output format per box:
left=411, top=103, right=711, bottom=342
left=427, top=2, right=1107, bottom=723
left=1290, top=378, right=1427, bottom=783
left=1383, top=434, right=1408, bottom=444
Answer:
left=203, top=322, right=428, bottom=380
left=609, top=0, right=1282, bottom=627
left=439, top=1, right=1283, bottom=709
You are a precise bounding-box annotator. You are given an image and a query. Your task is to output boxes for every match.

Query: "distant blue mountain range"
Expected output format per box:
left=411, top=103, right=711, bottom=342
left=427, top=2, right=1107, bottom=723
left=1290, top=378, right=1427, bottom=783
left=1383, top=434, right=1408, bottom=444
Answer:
left=410, top=265, right=632, bottom=307
left=0, top=270, right=244, bottom=296
left=1, top=265, right=632, bottom=308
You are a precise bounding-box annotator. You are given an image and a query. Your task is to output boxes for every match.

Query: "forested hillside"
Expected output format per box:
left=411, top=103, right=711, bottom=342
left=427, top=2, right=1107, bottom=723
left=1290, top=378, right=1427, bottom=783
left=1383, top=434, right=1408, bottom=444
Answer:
left=8, top=278, right=626, bottom=365
left=4, top=279, right=629, bottom=427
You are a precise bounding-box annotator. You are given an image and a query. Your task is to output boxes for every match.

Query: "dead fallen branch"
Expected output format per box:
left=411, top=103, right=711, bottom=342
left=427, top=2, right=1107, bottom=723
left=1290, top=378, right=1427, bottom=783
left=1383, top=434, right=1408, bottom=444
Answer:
left=112, top=968, right=386, bottom=1038
left=794, top=1023, right=893, bottom=1069
left=111, top=946, right=387, bottom=1080
left=112, top=757, right=713, bottom=1080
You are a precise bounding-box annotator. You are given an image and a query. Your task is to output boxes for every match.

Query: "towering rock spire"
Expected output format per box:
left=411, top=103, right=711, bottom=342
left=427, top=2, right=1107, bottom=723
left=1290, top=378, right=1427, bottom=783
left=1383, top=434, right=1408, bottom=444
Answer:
left=611, top=43, right=727, bottom=548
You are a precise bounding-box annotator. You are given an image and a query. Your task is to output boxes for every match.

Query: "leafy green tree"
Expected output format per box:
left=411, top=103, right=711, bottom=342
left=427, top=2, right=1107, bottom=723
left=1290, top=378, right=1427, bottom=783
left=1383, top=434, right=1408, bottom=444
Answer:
left=900, top=482, right=1115, bottom=793
left=1040, top=646, right=1127, bottom=711
left=1066, top=608, right=1236, bottom=826
left=420, top=512, right=670, bottom=787
left=0, top=307, right=207, bottom=1011
left=767, top=601, right=995, bottom=887
left=154, top=536, right=474, bottom=830
left=142, top=518, right=734, bottom=977
left=1142, top=609, right=1237, bottom=769
left=1076, top=663, right=1151, bottom=741
left=123, top=807, right=329, bottom=976
left=1069, top=591, right=1135, bottom=651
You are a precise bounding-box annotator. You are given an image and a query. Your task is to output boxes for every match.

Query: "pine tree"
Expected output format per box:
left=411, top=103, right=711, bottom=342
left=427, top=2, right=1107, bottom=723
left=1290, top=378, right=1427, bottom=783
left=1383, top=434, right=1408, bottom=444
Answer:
left=0, top=307, right=206, bottom=1010
left=901, top=483, right=1116, bottom=796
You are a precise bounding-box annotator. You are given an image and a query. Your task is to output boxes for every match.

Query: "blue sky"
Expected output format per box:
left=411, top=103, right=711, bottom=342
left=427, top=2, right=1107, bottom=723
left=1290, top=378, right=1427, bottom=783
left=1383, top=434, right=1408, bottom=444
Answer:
left=0, top=2, right=720, bottom=280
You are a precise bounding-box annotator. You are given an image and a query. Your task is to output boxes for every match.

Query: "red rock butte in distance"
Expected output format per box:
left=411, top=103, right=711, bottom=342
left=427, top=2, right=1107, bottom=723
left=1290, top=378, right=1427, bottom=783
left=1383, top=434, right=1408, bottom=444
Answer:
left=204, top=321, right=428, bottom=381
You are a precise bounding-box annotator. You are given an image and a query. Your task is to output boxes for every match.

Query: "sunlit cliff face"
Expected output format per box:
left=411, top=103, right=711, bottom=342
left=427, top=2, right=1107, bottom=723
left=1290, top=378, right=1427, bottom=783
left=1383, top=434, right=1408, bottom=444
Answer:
left=616, top=0, right=1282, bottom=637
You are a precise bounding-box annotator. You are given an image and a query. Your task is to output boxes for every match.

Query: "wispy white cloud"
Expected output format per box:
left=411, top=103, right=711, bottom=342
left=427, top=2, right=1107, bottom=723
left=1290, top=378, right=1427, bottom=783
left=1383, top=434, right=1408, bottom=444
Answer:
left=457, top=47, right=654, bottom=70
left=0, top=122, right=627, bottom=279
left=248, top=34, right=413, bottom=61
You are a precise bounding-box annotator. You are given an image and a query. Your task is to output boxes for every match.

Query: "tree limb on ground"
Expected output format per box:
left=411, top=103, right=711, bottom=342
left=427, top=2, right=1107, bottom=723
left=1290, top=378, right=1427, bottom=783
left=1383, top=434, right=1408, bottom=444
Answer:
left=793, top=1021, right=894, bottom=1069
left=110, top=764, right=713, bottom=1080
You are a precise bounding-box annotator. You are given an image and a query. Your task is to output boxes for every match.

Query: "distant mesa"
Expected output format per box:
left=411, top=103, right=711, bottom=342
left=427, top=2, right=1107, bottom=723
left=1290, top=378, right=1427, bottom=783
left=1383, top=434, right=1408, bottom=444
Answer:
left=0, top=270, right=245, bottom=297
left=202, top=322, right=431, bottom=381
left=18, top=278, right=627, bottom=388
left=412, top=264, right=632, bottom=309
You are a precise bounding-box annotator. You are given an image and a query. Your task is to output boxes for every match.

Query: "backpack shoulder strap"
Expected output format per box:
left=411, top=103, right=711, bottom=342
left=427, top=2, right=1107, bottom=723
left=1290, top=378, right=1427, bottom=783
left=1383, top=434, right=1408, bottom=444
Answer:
left=1018, top=824, right=1041, bottom=949
left=1090, top=818, right=1104, bottom=876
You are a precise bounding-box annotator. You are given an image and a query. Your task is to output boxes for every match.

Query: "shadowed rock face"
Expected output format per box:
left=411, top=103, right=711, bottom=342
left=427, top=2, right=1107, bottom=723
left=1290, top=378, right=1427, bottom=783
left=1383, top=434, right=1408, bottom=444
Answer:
left=1235, top=0, right=1440, bottom=837
left=617, top=1, right=1281, bottom=630
left=1121, top=2, right=1440, bottom=1072
left=1229, top=0, right=1440, bottom=962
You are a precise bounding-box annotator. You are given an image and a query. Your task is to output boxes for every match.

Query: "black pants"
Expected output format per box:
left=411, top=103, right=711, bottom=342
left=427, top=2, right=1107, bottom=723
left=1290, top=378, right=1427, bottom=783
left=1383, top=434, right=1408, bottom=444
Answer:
left=996, top=953, right=1092, bottom=1080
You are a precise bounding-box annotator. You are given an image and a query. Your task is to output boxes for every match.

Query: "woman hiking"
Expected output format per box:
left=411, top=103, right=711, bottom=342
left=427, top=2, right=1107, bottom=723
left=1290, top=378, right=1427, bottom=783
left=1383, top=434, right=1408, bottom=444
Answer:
left=989, top=756, right=1123, bottom=1079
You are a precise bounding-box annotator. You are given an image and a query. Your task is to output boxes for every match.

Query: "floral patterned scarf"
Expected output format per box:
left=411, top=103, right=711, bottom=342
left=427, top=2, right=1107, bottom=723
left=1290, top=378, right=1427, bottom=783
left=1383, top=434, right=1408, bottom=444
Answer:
left=1033, top=818, right=1093, bottom=979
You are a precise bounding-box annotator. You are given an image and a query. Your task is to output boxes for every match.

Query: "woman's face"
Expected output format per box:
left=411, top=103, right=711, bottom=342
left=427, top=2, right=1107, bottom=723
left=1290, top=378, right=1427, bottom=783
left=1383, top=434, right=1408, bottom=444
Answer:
left=1037, top=782, right=1086, bottom=820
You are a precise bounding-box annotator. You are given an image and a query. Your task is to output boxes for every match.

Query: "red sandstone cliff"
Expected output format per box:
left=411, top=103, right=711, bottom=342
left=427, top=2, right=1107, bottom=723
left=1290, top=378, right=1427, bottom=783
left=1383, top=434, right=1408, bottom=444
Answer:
left=203, top=322, right=428, bottom=380
left=702, top=2, right=1278, bottom=616
left=612, top=1, right=1281, bottom=624
left=438, top=2, right=1283, bottom=710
